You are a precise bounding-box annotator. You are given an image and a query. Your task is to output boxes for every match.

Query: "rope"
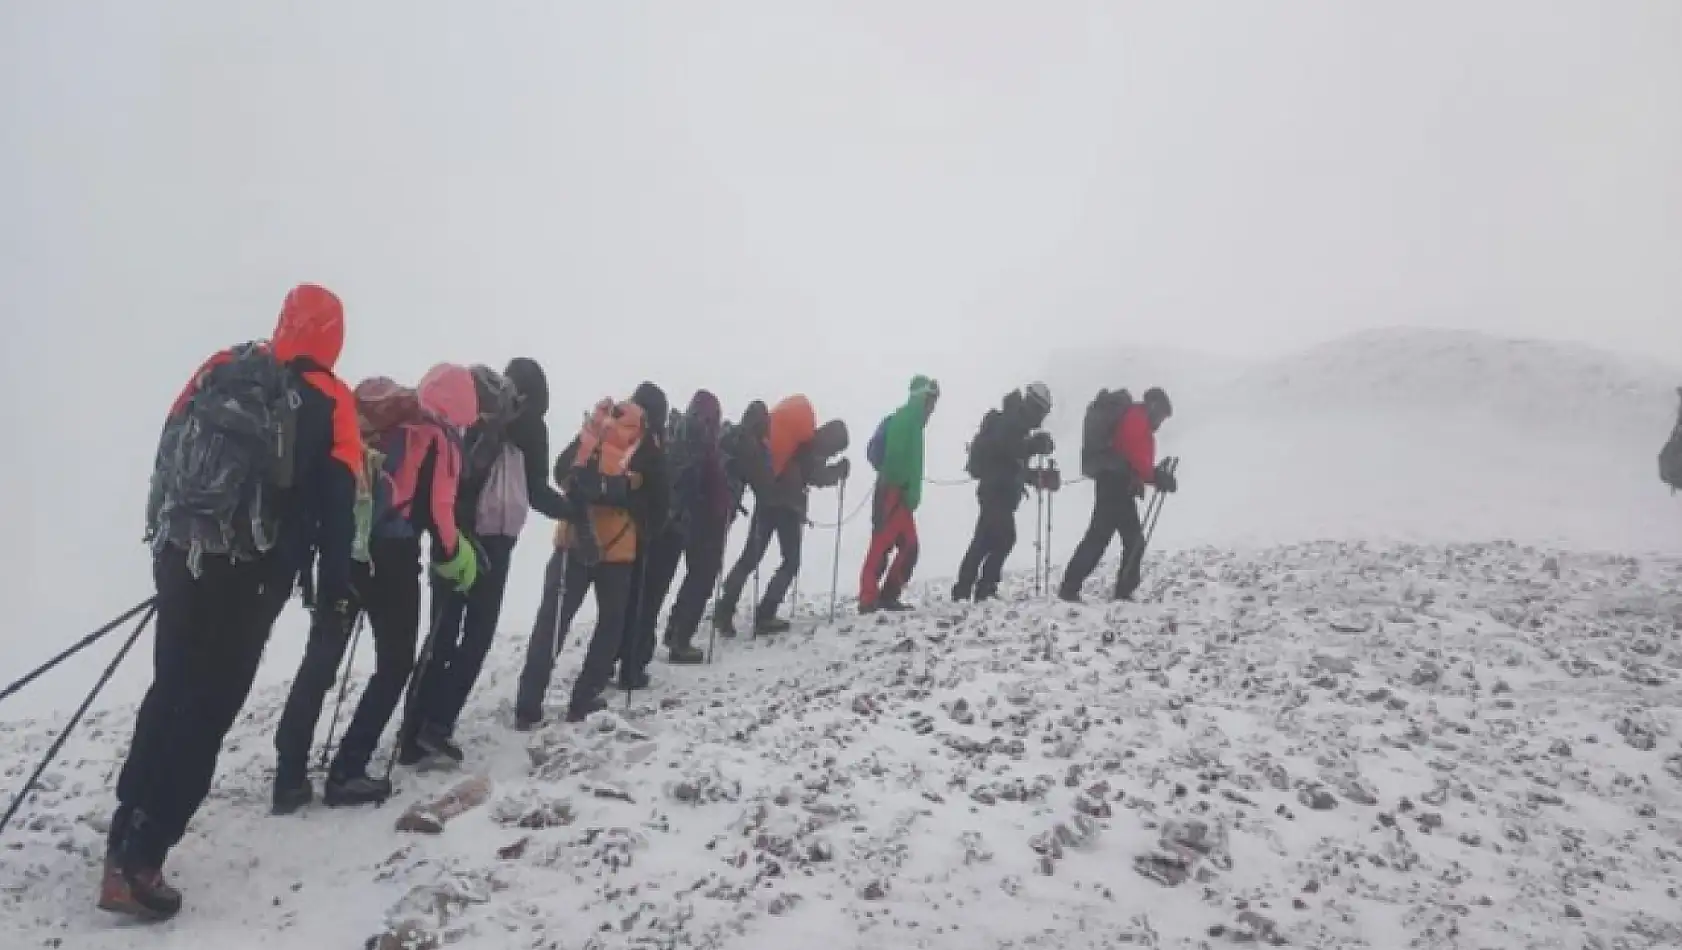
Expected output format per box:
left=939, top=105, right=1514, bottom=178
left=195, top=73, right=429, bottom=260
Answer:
left=809, top=493, right=871, bottom=529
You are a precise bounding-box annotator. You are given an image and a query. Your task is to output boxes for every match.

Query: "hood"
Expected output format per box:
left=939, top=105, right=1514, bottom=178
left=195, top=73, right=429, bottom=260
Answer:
left=416, top=363, right=479, bottom=430
left=740, top=400, right=770, bottom=440
left=504, top=357, right=549, bottom=420
left=768, top=394, right=817, bottom=476
left=686, top=389, right=723, bottom=441
left=632, top=381, right=669, bottom=436
left=907, top=375, right=940, bottom=419
left=271, top=283, right=345, bottom=369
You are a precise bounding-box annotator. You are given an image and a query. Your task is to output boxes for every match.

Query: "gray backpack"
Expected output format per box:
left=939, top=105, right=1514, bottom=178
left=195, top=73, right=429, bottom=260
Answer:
left=146, top=342, right=301, bottom=575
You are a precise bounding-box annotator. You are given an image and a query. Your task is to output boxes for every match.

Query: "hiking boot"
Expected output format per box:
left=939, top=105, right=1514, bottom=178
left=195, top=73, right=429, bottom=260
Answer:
left=668, top=642, right=704, bottom=664
left=98, top=857, right=183, bottom=921
left=396, top=738, right=426, bottom=767
left=712, top=615, right=738, bottom=639
left=513, top=711, right=545, bottom=732
left=1057, top=588, right=1085, bottom=605
left=271, top=774, right=314, bottom=816
left=322, top=771, right=393, bottom=807
left=753, top=616, right=791, bottom=636
left=950, top=584, right=972, bottom=603
left=857, top=601, right=877, bottom=615
left=565, top=695, right=609, bottom=723
left=415, top=725, right=465, bottom=764
left=617, top=669, right=652, bottom=691
left=880, top=598, right=913, bottom=612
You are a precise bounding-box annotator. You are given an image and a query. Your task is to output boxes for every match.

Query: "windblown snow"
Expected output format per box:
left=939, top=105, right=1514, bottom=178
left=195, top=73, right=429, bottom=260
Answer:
left=4, top=329, right=1682, bottom=949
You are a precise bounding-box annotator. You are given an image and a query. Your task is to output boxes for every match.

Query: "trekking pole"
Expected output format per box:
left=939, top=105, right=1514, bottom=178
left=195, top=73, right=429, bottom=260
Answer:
left=1121, top=457, right=1179, bottom=590
left=316, top=608, right=367, bottom=772
left=627, top=553, right=650, bottom=712
left=1, top=604, right=155, bottom=837
left=1045, top=476, right=1056, bottom=597
left=0, top=598, right=155, bottom=705
left=828, top=478, right=846, bottom=624
left=386, top=565, right=474, bottom=784
left=1033, top=472, right=1045, bottom=597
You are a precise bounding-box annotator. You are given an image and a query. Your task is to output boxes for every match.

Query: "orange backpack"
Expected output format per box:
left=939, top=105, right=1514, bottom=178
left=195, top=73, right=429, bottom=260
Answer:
left=576, top=398, right=644, bottom=474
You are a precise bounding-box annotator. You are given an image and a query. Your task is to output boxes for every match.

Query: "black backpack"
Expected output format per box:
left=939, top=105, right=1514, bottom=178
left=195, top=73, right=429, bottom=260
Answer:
left=146, top=342, right=300, bottom=573
left=1080, top=388, right=1133, bottom=480
left=964, top=410, right=1002, bottom=480
left=461, top=366, right=522, bottom=489
left=1661, top=388, right=1682, bottom=492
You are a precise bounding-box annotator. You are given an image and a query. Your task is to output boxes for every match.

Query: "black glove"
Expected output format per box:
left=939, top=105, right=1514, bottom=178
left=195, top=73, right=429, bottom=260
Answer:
left=1153, top=461, right=1178, bottom=494
left=1026, top=431, right=1055, bottom=456
left=834, top=457, right=852, bottom=481
left=313, top=594, right=357, bottom=644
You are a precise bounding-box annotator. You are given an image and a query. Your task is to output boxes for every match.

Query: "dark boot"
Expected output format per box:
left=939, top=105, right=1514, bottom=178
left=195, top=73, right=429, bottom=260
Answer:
left=98, top=857, right=183, bottom=921
left=754, top=616, right=791, bottom=635
left=950, top=583, right=972, bottom=602
left=513, top=712, right=545, bottom=732
left=565, top=695, right=609, bottom=723
left=414, top=723, right=465, bottom=764
left=668, top=642, right=704, bottom=664
left=1058, top=587, right=1085, bottom=605
left=323, top=769, right=393, bottom=807
left=271, top=772, right=314, bottom=816
left=617, top=669, right=651, bottom=691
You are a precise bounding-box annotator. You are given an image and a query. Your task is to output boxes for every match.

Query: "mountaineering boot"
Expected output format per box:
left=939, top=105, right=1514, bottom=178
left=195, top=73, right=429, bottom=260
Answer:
left=1057, top=586, right=1085, bottom=605
left=753, top=616, right=791, bottom=636
left=513, top=711, right=545, bottom=732
left=668, top=641, right=704, bottom=664
left=98, top=856, right=184, bottom=921
left=565, top=694, right=609, bottom=723
left=879, top=598, right=913, bottom=613
left=271, top=772, right=314, bottom=816
left=414, top=723, right=465, bottom=765
left=323, top=769, right=394, bottom=807
left=617, top=669, right=652, bottom=691
left=950, top=583, right=972, bottom=603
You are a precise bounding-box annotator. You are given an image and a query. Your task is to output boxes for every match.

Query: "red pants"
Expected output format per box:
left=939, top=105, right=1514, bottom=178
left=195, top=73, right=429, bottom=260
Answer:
left=859, top=482, right=919, bottom=608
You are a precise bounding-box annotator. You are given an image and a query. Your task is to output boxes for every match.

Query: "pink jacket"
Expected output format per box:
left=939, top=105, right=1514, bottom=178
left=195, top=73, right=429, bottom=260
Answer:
left=382, top=364, right=478, bottom=554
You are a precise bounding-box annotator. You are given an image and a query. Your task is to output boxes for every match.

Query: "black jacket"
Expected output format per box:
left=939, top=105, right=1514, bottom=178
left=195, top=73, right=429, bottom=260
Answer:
left=968, top=395, right=1042, bottom=510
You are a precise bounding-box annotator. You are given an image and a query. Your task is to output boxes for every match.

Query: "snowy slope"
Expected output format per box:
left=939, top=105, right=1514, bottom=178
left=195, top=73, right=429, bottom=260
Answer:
left=5, top=542, right=1682, bottom=949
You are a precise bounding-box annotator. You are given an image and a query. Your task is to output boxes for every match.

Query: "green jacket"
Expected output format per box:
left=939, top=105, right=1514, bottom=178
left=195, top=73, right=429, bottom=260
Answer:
left=878, top=375, right=939, bottom=511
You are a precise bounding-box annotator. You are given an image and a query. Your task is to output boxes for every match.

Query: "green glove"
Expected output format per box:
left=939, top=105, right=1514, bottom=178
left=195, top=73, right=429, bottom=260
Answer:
left=434, top=537, right=479, bottom=592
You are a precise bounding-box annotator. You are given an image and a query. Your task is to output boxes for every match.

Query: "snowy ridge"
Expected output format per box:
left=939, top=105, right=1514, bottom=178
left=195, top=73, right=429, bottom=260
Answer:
left=5, top=542, right=1682, bottom=949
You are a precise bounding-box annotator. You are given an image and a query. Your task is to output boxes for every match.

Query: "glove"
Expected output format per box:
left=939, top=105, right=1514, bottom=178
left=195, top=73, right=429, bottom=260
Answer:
left=1026, top=431, right=1055, bottom=456
left=1153, top=461, right=1178, bottom=494
left=313, top=595, right=356, bottom=643
left=1039, top=466, right=1063, bottom=492
left=833, top=457, right=852, bottom=481
left=434, top=536, right=480, bottom=592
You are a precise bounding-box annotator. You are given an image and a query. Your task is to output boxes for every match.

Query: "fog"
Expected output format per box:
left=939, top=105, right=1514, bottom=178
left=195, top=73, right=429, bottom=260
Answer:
left=3, top=1, right=1679, bottom=717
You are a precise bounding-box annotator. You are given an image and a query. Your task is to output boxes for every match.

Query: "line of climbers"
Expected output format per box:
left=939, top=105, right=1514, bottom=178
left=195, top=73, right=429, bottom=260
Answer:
left=98, top=283, right=1176, bottom=922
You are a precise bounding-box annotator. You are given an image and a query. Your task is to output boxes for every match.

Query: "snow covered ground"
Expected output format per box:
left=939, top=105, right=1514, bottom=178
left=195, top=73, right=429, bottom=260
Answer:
left=5, top=541, right=1682, bottom=949
left=5, top=327, right=1682, bottom=948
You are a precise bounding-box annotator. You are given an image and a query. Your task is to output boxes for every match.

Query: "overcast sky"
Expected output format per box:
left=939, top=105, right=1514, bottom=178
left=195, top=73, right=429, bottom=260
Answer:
left=2, top=1, right=1679, bottom=703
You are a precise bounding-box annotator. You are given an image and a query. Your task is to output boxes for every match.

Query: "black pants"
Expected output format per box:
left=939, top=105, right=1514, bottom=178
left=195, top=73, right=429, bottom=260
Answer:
left=718, top=506, right=803, bottom=623
left=112, top=550, right=290, bottom=869
left=955, top=490, right=1019, bottom=600
left=273, top=536, right=422, bottom=781
left=1060, top=475, right=1144, bottom=600
left=664, top=519, right=727, bottom=647
left=411, top=533, right=518, bottom=739
left=618, top=527, right=684, bottom=678
left=515, top=548, right=633, bottom=718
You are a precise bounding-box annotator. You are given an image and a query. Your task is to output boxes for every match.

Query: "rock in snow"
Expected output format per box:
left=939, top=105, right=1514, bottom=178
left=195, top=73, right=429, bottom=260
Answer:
left=5, top=541, right=1682, bottom=950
